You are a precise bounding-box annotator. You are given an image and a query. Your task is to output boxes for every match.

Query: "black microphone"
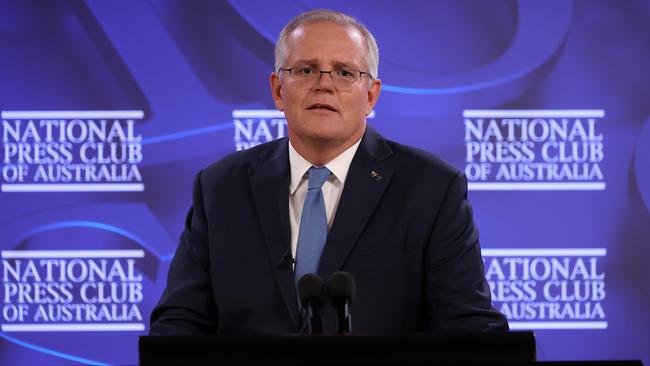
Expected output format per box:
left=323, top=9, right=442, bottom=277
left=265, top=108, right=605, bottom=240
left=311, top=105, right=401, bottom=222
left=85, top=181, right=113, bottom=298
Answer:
left=276, top=250, right=295, bottom=269
left=297, top=273, right=326, bottom=334
left=326, top=271, right=356, bottom=334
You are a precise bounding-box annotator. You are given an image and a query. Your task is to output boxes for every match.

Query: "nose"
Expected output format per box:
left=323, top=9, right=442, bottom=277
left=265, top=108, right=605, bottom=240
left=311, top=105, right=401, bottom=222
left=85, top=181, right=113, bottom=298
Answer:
left=314, top=71, right=335, bottom=90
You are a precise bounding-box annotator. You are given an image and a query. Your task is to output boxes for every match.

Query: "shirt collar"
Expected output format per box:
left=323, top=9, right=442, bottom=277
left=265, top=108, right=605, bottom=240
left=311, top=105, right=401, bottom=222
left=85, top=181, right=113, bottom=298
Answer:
left=288, top=138, right=362, bottom=195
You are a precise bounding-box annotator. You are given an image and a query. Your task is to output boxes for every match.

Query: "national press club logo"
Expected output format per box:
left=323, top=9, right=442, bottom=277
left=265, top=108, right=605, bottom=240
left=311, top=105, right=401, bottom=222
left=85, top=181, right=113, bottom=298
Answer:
left=464, top=110, right=605, bottom=191
left=482, top=248, right=607, bottom=330
left=1, top=249, right=146, bottom=332
left=232, top=109, right=376, bottom=151
left=1, top=110, right=145, bottom=192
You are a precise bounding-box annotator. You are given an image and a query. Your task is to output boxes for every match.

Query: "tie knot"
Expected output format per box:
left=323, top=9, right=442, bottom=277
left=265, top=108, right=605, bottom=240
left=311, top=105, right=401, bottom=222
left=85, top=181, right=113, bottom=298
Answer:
left=307, top=166, right=331, bottom=190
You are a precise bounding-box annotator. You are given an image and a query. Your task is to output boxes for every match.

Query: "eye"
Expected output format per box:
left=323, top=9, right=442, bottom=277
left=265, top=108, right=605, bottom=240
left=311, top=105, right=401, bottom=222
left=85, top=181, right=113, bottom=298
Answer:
left=337, top=69, right=357, bottom=80
left=296, top=67, right=314, bottom=75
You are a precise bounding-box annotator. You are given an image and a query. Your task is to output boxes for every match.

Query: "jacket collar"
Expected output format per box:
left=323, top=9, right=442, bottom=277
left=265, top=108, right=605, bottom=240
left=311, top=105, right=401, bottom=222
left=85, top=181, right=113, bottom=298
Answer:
left=316, top=127, right=394, bottom=279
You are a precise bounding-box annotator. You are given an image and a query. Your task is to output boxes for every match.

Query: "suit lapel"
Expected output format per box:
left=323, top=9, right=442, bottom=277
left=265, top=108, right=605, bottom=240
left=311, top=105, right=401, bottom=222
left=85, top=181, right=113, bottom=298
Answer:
left=318, top=128, right=394, bottom=280
left=248, top=139, right=300, bottom=330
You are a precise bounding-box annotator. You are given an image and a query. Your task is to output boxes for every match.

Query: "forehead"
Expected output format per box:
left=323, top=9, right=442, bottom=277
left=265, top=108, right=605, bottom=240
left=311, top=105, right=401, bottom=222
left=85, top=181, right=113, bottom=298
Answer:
left=284, top=23, right=367, bottom=66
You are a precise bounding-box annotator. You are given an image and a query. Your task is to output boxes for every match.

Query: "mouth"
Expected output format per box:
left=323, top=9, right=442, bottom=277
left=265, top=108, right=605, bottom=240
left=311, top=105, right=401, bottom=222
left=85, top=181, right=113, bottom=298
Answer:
left=307, top=103, right=339, bottom=113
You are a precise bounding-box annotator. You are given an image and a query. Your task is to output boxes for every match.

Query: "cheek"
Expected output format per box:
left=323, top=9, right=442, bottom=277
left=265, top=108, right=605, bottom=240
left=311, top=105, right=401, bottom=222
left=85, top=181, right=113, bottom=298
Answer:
left=280, top=89, right=303, bottom=111
left=343, top=94, right=369, bottom=116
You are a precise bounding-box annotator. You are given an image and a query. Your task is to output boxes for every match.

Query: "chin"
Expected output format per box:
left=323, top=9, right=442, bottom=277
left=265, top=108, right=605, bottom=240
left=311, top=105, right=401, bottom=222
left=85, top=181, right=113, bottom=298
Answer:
left=296, top=120, right=343, bottom=139
left=305, top=130, right=344, bottom=144
left=290, top=117, right=363, bottom=147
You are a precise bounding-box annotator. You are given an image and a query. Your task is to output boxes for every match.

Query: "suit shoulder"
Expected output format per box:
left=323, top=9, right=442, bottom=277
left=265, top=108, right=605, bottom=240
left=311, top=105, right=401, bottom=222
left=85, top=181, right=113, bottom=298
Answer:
left=200, top=138, right=287, bottom=182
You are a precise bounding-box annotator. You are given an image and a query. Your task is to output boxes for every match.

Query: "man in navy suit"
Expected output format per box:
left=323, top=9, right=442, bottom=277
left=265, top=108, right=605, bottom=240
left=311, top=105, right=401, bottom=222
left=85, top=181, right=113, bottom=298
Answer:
left=150, top=9, right=508, bottom=335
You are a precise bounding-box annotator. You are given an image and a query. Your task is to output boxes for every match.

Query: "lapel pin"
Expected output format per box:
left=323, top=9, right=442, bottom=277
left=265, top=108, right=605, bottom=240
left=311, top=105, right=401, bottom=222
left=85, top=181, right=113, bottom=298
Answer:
left=369, top=170, right=383, bottom=182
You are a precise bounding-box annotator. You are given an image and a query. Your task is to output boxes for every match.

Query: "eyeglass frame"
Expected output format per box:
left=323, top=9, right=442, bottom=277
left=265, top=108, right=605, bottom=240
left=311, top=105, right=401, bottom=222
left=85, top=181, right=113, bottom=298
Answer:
left=277, top=66, right=374, bottom=89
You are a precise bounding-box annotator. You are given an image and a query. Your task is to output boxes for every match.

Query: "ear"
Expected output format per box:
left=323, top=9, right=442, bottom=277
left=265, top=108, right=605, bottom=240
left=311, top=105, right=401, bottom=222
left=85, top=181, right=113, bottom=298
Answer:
left=270, top=72, right=285, bottom=111
left=366, top=78, right=381, bottom=115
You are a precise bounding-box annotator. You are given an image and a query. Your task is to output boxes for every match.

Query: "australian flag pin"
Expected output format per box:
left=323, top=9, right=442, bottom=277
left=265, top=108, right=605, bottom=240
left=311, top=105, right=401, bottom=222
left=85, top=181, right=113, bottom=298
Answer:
left=369, top=170, right=383, bottom=182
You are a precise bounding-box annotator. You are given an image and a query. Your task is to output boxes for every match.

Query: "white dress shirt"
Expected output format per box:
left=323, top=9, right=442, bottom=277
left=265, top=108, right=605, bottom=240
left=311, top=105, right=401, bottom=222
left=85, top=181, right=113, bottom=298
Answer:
left=288, top=139, right=362, bottom=261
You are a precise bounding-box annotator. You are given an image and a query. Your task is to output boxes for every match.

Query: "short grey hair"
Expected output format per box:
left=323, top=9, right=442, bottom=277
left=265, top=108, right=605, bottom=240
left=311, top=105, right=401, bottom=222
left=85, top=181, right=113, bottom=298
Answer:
left=274, top=9, right=379, bottom=78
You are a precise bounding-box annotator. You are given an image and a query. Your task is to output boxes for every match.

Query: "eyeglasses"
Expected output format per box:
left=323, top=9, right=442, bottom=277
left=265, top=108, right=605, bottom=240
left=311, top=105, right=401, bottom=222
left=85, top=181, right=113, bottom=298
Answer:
left=278, top=66, right=373, bottom=91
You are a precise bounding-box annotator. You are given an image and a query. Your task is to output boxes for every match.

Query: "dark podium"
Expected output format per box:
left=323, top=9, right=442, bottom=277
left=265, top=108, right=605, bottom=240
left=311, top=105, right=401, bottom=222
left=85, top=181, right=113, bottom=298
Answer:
left=139, top=331, right=537, bottom=365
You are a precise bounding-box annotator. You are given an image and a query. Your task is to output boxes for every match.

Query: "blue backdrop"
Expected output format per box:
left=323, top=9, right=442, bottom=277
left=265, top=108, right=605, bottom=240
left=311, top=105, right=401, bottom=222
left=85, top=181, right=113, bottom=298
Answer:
left=1, top=1, right=649, bottom=365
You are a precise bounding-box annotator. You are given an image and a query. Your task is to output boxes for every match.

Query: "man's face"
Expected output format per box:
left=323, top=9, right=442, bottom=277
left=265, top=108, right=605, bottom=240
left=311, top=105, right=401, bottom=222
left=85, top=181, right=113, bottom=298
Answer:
left=270, top=23, right=381, bottom=152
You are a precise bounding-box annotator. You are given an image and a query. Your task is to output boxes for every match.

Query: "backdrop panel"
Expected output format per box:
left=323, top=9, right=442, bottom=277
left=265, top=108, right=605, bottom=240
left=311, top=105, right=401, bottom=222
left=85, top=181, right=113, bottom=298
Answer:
left=1, top=1, right=649, bottom=365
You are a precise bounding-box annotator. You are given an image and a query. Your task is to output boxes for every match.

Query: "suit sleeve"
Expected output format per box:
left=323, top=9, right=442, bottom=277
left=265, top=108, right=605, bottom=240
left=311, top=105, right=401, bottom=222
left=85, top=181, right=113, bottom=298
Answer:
left=424, top=171, right=509, bottom=331
left=149, top=170, right=218, bottom=335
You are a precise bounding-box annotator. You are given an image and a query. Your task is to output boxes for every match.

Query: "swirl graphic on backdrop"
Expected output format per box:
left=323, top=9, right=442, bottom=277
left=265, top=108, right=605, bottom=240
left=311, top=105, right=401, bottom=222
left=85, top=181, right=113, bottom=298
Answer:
left=227, top=0, right=573, bottom=110
left=634, top=115, right=650, bottom=216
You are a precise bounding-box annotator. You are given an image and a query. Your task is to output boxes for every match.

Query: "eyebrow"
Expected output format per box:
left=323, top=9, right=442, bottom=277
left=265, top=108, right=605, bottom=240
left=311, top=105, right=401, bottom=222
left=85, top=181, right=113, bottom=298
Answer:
left=292, top=59, right=360, bottom=69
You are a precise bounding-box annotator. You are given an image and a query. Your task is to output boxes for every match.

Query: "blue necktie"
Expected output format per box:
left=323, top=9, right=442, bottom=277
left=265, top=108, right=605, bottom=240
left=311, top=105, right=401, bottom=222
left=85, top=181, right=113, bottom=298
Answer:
left=295, top=166, right=331, bottom=282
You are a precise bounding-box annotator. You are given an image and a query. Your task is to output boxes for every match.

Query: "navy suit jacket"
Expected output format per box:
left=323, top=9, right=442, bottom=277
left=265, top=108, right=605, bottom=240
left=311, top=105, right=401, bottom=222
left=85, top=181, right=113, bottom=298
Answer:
left=150, top=128, right=508, bottom=334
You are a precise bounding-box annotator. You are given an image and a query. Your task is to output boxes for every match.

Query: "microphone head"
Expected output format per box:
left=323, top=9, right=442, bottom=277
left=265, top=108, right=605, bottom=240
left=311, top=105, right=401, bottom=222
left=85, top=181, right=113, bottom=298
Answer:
left=327, top=271, right=356, bottom=306
left=297, top=273, right=326, bottom=308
